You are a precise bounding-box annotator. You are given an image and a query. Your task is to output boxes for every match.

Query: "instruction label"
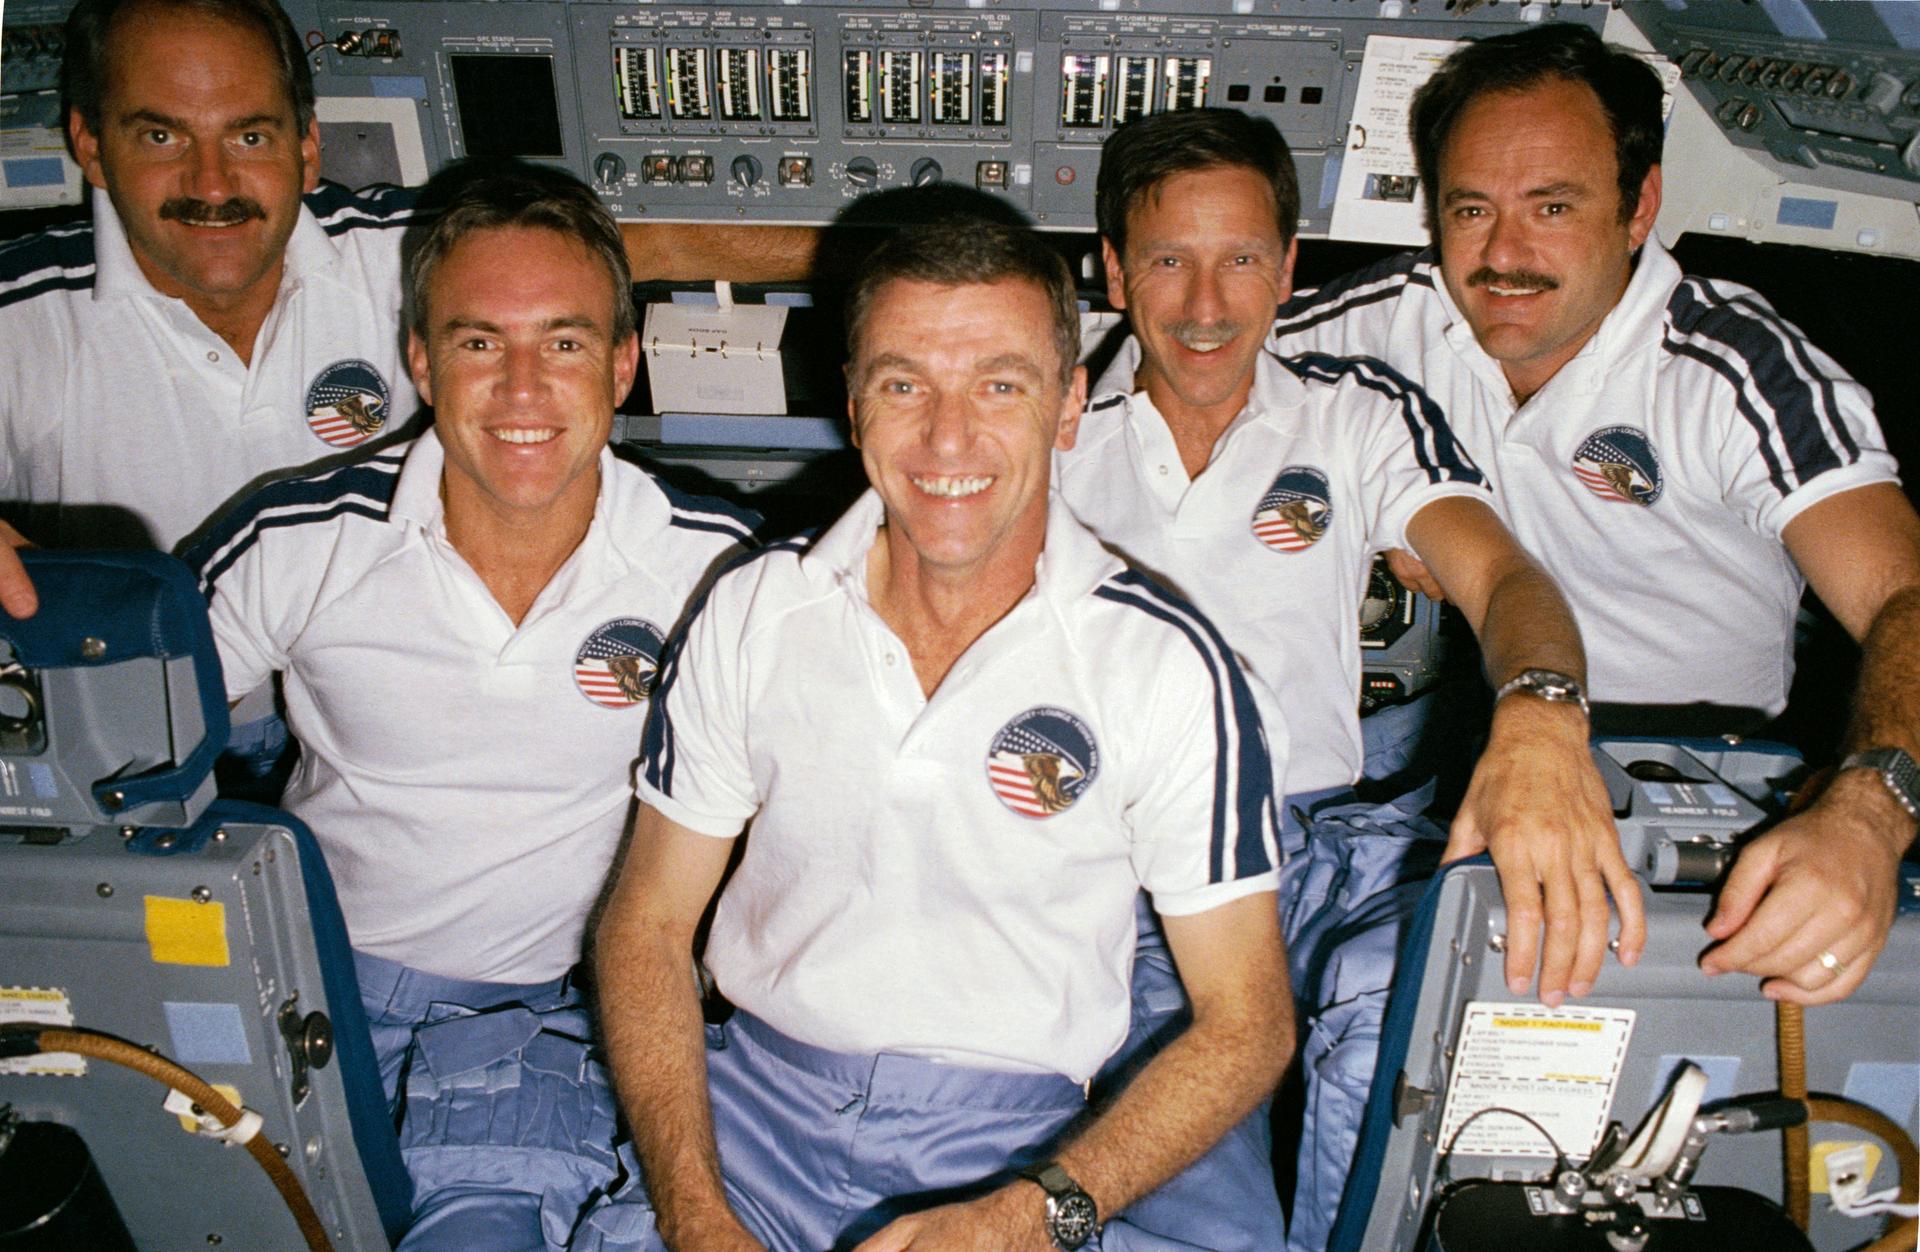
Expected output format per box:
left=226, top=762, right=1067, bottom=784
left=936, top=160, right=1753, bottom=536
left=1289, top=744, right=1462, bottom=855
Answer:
left=1437, top=1001, right=1635, bottom=1158
left=0, top=986, right=85, bottom=1076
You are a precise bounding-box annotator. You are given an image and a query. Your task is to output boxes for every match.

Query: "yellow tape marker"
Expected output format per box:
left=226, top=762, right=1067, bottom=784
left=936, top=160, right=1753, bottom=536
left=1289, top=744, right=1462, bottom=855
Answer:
left=174, top=1083, right=245, bottom=1134
left=143, top=896, right=230, bottom=967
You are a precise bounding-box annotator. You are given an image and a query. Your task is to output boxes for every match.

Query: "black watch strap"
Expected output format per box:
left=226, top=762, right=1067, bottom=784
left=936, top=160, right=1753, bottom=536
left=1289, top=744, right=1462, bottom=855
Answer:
left=1016, top=1161, right=1098, bottom=1250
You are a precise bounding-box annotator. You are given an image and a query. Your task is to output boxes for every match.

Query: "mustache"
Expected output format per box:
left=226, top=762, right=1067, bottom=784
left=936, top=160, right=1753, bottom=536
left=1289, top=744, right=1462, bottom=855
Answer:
left=1165, top=319, right=1247, bottom=347
left=1466, top=266, right=1559, bottom=292
left=158, top=197, right=266, bottom=226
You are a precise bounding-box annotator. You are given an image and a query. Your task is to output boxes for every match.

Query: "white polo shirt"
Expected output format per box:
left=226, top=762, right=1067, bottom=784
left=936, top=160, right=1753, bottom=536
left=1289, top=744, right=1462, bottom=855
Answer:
left=1269, top=238, right=1900, bottom=718
left=188, top=430, right=755, bottom=984
left=638, top=490, right=1281, bottom=1083
left=1057, top=340, right=1491, bottom=794
left=0, top=182, right=418, bottom=554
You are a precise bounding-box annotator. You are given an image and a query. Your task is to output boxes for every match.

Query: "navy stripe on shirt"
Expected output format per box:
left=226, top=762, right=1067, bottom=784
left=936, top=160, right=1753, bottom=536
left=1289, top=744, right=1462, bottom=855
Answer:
left=184, top=452, right=406, bottom=593
left=640, top=534, right=814, bottom=799
left=1094, top=569, right=1277, bottom=886
left=1287, top=351, right=1486, bottom=487
left=1271, top=249, right=1435, bottom=339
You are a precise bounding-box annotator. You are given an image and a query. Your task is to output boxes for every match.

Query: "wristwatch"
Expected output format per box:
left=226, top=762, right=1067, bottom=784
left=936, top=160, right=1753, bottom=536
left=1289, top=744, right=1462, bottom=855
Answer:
left=1839, top=747, right=1920, bottom=824
left=1494, top=667, right=1590, bottom=719
left=1016, top=1161, right=1098, bottom=1250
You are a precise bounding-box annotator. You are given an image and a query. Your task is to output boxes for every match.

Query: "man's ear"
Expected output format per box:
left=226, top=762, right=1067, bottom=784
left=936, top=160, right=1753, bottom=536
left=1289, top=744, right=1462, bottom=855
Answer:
left=299, top=116, right=323, bottom=195
left=1054, top=364, right=1088, bottom=453
left=612, top=330, right=641, bottom=407
left=1101, top=238, right=1128, bottom=312
left=1628, top=164, right=1663, bottom=250
left=69, top=109, right=107, bottom=191
left=406, top=329, right=434, bottom=407
left=843, top=364, right=862, bottom=449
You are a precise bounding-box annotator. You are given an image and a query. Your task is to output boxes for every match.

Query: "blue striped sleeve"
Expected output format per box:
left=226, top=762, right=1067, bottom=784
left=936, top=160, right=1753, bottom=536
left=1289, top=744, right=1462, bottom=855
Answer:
left=183, top=453, right=405, bottom=595
left=1287, top=352, right=1486, bottom=488
left=1664, top=277, right=1863, bottom=497
left=641, top=535, right=811, bottom=798
left=1093, top=569, right=1278, bottom=885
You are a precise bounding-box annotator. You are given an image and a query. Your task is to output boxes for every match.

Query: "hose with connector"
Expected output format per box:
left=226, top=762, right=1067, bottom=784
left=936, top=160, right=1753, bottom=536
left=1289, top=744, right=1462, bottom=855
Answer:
left=0, top=1024, right=334, bottom=1252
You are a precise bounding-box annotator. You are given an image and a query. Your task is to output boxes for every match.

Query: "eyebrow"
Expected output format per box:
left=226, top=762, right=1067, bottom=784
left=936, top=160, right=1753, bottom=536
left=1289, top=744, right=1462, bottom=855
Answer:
left=860, top=350, right=1045, bottom=379
left=440, top=314, right=603, bottom=335
left=117, top=108, right=289, bottom=132
left=1442, top=180, right=1590, bottom=206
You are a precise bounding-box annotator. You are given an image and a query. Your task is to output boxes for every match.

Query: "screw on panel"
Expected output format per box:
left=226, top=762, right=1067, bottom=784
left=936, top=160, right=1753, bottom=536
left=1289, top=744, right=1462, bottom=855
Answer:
left=276, top=1141, right=290, bottom=1157
left=206, top=1236, right=222, bottom=1246
left=1489, top=932, right=1507, bottom=953
left=305, top=1136, right=322, bottom=1163
left=79, top=637, right=106, bottom=659
left=96, top=883, right=113, bottom=898
left=213, top=828, right=228, bottom=842
left=103, top=790, right=125, bottom=811
left=120, top=826, right=136, bottom=840
left=191, top=886, right=211, bottom=903
left=155, top=833, right=175, bottom=850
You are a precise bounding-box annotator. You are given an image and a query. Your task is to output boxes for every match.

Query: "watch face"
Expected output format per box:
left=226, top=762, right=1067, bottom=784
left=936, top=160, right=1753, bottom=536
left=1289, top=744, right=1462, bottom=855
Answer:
left=1049, top=1192, right=1098, bottom=1249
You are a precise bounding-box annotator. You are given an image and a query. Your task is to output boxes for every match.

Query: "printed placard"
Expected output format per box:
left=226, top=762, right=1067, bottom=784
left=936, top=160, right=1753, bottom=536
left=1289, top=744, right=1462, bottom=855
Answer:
left=1436, top=1001, right=1635, bottom=1158
left=0, top=986, right=85, bottom=1076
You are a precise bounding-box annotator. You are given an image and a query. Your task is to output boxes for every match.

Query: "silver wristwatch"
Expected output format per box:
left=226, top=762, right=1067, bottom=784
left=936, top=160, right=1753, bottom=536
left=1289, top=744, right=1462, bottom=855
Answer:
left=1494, top=667, right=1590, bottom=719
left=1839, top=747, right=1920, bottom=824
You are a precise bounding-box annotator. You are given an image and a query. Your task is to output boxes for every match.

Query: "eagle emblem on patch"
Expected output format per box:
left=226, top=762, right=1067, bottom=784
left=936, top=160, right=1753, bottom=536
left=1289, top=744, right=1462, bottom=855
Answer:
left=1252, top=466, right=1333, bottom=552
left=986, top=707, right=1099, bottom=820
left=305, top=359, right=390, bottom=448
left=1572, top=425, right=1663, bottom=507
left=573, top=618, right=667, bottom=708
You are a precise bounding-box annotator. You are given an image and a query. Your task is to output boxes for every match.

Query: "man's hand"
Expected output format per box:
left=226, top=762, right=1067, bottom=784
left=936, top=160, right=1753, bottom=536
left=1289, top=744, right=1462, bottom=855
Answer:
left=0, top=519, right=36, bottom=619
left=660, top=1208, right=767, bottom=1252
left=1701, top=771, right=1907, bottom=1003
left=852, top=1184, right=1049, bottom=1252
left=1384, top=547, right=1445, bottom=601
left=1406, top=497, right=1642, bottom=1006
left=1448, top=694, right=1644, bottom=1007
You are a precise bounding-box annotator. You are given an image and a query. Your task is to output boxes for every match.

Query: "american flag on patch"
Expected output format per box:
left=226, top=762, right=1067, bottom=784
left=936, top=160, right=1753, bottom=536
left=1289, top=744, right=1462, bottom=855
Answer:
left=986, top=710, right=1098, bottom=820
left=1571, top=426, right=1661, bottom=507
left=304, top=360, right=389, bottom=449
left=573, top=619, right=666, bottom=709
left=1252, top=466, right=1332, bottom=552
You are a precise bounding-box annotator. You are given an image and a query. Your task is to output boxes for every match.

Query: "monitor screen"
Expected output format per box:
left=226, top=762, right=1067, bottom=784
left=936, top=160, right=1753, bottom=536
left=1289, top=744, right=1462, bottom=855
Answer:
left=450, top=54, right=565, bottom=159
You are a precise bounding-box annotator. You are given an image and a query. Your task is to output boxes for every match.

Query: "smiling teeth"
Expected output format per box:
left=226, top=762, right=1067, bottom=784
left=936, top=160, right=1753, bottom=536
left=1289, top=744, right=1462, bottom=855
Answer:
left=1487, top=285, right=1544, bottom=297
left=912, top=474, right=994, bottom=498
left=492, top=428, right=559, bottom=445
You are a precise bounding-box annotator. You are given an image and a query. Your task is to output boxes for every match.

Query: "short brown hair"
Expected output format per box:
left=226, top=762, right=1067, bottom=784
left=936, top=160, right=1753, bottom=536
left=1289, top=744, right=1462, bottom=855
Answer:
left=1096, top=108, right=1300, bottom=254
left=63, top=0, right=316, bottom=148
left=845, top=220, right=1079, bottom=385
left=404, top=161, right=636, bottom=342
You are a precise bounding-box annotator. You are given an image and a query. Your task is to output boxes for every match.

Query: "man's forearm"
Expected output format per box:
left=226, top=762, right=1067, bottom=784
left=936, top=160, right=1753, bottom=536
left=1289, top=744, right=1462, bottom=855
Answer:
left=1052, top=979, right=1293, bottom=1219
left=1473, top=557, right=1586, bottom=689
left=1831, top=583, right=1920, bottom=848
left=594, top=917, right=745, bottom=1246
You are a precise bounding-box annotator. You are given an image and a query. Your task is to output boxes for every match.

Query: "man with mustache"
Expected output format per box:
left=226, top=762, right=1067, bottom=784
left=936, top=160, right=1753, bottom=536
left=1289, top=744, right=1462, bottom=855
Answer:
left=1056, top=106, right=1624, bottom=1251
left=0, top=0, right=415, bottom=625
left=1271, top=21, right=1920, bottom=1239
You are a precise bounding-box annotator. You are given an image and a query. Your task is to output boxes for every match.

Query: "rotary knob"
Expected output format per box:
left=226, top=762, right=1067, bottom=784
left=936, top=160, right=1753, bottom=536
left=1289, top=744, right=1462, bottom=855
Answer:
left=909, top=157, right=943, bottom=187
left=593, top=152, right=626, bottom=187
left=845, top=156, right=879, bottom=188
left=731, top=154, right=762, bottom=188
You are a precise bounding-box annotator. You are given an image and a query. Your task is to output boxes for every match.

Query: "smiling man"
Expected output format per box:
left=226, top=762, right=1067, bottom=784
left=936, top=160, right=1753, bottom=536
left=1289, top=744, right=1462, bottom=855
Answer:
left=1058, top=106, right=1636, bottom=1251
left=1272, top=24, right=1920, bottom=1005
left=0, top=0, right=420, bottom=621
left=182, top=166, right=756, bottom=1250
left=579, top=220, right=1291, bottom=1252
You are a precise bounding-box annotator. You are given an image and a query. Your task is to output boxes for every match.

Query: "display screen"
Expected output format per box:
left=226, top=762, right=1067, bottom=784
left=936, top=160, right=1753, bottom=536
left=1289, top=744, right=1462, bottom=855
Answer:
left=450, top=54, right=565, bottom=158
